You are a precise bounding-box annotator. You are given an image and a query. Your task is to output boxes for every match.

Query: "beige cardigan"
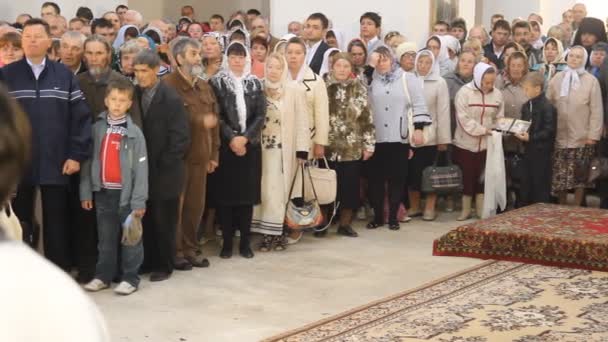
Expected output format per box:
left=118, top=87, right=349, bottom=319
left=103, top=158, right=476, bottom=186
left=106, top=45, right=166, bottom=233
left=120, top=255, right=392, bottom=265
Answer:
left=420, top=76, right=452, bottom=146
left=277, top=83, right=311, bottom=194
left=547, top=72, right=603, bottom=149
left=453, top=84, right=505, bottom=152
left=294, top=66, right=330, bottom=149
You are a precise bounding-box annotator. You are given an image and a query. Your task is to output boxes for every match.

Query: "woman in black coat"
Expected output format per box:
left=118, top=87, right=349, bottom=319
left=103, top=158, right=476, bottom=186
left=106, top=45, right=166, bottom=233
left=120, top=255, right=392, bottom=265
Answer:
left=209, top=41, right=266, bottom=259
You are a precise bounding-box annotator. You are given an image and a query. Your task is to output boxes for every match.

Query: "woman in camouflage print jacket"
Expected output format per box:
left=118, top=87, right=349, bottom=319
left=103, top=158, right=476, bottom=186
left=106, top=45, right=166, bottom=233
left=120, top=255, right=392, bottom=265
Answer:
left=320, top=53, right=375, bottom=238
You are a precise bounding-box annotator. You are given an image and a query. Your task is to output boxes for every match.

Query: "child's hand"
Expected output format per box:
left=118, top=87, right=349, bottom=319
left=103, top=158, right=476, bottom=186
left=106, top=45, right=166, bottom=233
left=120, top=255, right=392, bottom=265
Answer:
left=133, top=208, right=146, bottom=218
left=515, top=132, right=530, bottom=142
left=81, top=200, right=93, bottom=211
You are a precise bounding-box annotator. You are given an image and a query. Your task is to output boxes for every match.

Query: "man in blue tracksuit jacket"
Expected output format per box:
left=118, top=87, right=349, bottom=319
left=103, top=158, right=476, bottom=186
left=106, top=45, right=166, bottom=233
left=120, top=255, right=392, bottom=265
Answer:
left=0, top=19, right=91, bottom=270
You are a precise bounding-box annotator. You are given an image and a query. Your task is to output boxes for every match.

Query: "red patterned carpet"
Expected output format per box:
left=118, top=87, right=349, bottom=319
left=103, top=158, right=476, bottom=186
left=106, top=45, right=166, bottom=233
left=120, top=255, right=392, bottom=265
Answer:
left=433, top=203, right=608, bottom=271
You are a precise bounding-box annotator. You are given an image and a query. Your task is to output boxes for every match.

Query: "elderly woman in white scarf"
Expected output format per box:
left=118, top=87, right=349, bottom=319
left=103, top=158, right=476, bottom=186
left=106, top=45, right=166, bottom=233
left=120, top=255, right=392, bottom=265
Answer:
left=547, top=45, right=603, bottom=206
left=209, top=42, right=266, bottom=259
left=251, top=53, right=310, bottom=251
left=368, top=45, right=431, bottom=230
left=407, top=49, right=451, bottom=221
left=452, top=63, right=504, bottom=220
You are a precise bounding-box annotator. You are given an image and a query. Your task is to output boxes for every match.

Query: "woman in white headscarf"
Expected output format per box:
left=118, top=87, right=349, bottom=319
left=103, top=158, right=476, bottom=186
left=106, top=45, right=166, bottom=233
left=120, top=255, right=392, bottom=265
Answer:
left=112, top=25, right=139, bottom=50
left=532, top=37, right=567, bottom=87
left=284, top=37, right=330, bottom=240
left=252, top=53, right=310, bottom=251
left=209, top=41, right=266, bottom=259
left=426, top=35, right=454, bottom=76
left=407, top=49, right=451, bottom=221
left=452, top=63, right=504, bottom=220
left=319, top=47, right=340, bottom=77
left=325, top=29, right=346, bottom=50
left=547, top=45, right=603, bottom=205
left=368, top=45, right=431, bottom=230
left=201, top=32, right=226, bottom=80
left=441, top=35, right=460, bottom=74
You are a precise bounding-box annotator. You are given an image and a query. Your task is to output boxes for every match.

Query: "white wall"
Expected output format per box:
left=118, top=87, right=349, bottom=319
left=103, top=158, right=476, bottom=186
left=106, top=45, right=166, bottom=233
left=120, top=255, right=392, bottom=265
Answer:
left=0, top=0, right=123, bottom=22
left=481, top=0, right=541, bottom=29
left=162, top=0, right=268, bottom=23
left=270, top=0, right=474, bottom=50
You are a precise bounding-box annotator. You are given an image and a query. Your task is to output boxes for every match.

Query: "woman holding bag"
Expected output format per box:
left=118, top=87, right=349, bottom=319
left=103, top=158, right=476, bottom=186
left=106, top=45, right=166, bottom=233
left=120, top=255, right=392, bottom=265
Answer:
left=368, top=46, right=431, bottom=231
left=547, top=45, right=603, bottom=206
left=320, top=53, right=375, bottom=237
left=453, top=63, right=504, bottom=220
left=408, top=49, right=451, bottom=221
left=251, top=53, right=310, bottom=252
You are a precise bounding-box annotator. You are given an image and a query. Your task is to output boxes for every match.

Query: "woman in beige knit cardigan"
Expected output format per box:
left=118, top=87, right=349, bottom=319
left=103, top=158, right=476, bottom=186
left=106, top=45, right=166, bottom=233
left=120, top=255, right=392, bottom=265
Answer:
left=408, top=49, right=451, bottom=221
left=547, top=45, right=603, bottom=205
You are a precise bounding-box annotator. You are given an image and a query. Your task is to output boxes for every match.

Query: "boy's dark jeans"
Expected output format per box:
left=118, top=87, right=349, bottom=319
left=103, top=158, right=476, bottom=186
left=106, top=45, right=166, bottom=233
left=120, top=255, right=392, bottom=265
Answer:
left=94, top=189, right=143, bottom=287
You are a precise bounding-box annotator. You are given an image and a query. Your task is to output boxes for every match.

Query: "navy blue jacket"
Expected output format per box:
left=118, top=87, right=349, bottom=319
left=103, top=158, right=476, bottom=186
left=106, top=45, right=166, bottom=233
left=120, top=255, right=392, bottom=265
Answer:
left=0, top=58, right=92, bottom=185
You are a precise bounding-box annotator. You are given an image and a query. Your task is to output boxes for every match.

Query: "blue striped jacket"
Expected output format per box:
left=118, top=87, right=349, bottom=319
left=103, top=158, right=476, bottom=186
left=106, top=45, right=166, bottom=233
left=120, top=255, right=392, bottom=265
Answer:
left=0, top=58, right=91, bottom=185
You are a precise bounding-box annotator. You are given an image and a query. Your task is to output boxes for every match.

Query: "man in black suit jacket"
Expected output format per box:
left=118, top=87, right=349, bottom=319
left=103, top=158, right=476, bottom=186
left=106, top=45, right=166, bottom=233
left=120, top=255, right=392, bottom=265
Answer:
left=133, top=50, right=190, bottom=282
left=304, top=13, right=330, bottom=75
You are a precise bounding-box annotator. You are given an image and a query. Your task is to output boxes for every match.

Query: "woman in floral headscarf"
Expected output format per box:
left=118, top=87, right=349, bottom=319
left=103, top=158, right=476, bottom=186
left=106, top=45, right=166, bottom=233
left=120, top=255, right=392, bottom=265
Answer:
left=251, top=53, right=309, bottom=251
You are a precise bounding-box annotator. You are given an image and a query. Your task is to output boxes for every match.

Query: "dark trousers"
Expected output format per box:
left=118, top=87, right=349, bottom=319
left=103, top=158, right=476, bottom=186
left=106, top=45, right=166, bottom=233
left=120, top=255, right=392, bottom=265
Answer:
left=519, top=148, right=552, bottom=207
left=218, top=205, right=252, bottom=250
left=68, top=174, right=97, bottom=281
left=142, top=198, right=179, bottom=274
left=453, top=146, right=486, bottom=196
left=369, top=143, right=409, bottom=225
left=12, top=184, right=70, bottom=270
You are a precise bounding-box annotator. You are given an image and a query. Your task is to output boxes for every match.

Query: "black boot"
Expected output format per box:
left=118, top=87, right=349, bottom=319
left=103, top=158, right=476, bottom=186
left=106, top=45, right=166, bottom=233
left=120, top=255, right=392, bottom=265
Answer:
left=239, top=229, right=254, bottom=259
left=220, top=226, right=234, bottom=259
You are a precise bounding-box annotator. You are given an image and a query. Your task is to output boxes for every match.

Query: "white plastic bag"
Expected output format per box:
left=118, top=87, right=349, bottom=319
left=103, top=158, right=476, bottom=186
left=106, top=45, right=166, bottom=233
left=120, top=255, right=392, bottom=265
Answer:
left=483, top=132, right=507, bottom=218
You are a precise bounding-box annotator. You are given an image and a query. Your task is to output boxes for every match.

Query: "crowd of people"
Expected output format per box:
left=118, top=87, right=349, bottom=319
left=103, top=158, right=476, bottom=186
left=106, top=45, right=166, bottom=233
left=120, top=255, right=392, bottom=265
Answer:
left=0, top=2, right=607, bottom=296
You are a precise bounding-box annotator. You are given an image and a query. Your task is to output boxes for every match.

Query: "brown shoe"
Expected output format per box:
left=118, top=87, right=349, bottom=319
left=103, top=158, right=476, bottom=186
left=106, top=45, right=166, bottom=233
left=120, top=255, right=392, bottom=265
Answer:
left=185, top=255, right=210, bottom=268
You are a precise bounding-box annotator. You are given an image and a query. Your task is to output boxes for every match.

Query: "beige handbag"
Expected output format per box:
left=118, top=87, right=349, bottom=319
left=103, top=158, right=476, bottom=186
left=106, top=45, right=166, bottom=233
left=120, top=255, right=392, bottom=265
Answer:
left=401, top=73, right=434, bottom=147
left=0, top=202, right=22, bottom=241
left=308, top=157, right=337, bottom=205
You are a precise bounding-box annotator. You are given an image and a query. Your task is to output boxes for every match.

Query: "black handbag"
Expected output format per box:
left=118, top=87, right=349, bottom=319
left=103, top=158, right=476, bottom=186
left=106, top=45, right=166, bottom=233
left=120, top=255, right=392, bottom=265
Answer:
left=421, top=151, right=463, bottom=194
left=507, top=154, right=526, bottom=182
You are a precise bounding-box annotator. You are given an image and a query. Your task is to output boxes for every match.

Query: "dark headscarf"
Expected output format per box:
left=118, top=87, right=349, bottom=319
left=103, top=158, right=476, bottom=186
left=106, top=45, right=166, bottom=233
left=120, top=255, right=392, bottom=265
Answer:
left=573, top=17, right=608, bottom=52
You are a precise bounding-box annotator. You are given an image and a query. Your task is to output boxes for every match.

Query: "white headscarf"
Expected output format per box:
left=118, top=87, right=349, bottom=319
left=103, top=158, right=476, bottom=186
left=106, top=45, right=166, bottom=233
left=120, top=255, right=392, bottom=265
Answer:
left=326, top=29, right=346, bottom=50
left=468, top=62, right=494, bottom=91
left=414, top=49, right=439, bottom=83
left=113, top=25, right=139, bottom=50
left=428, top=35, right=455, bottom=76
left=319, top=47, right=340, bottom=76
left=226, top=41, right=252, bottom=133
left=531, top=20, right=544, bottom=50
left=441, top=35, right=461, bottom=56
left=560, top=45, right=589, bottom=97
left=142, top=26, right=164, bottom=44
left=287, top=42, right=309, bottom=82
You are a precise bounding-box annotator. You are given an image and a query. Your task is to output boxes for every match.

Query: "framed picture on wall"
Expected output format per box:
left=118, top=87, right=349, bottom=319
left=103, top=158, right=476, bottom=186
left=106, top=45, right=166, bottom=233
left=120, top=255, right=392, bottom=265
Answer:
left=430, top=0, right=459, bottom=30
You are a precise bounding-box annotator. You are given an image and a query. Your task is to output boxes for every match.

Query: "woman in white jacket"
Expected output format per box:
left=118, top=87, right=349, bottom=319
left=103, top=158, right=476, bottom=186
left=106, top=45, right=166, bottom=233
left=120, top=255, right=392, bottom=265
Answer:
left=453, top=63, right=505, bottom=220
left=408, top=49, right=451, bottom=221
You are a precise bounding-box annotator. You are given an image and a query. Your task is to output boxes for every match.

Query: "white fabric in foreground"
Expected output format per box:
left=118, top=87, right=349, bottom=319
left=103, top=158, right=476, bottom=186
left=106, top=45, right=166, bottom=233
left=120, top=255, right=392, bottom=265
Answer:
left=0, top=242, right=110, bottom=341
left=483, top=131, right=506, bottom=219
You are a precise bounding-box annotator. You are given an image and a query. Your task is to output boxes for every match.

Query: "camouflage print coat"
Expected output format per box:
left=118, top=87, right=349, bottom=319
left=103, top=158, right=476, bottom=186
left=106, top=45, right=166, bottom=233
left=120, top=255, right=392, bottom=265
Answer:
left=325, top=75, right=375, bottom=162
